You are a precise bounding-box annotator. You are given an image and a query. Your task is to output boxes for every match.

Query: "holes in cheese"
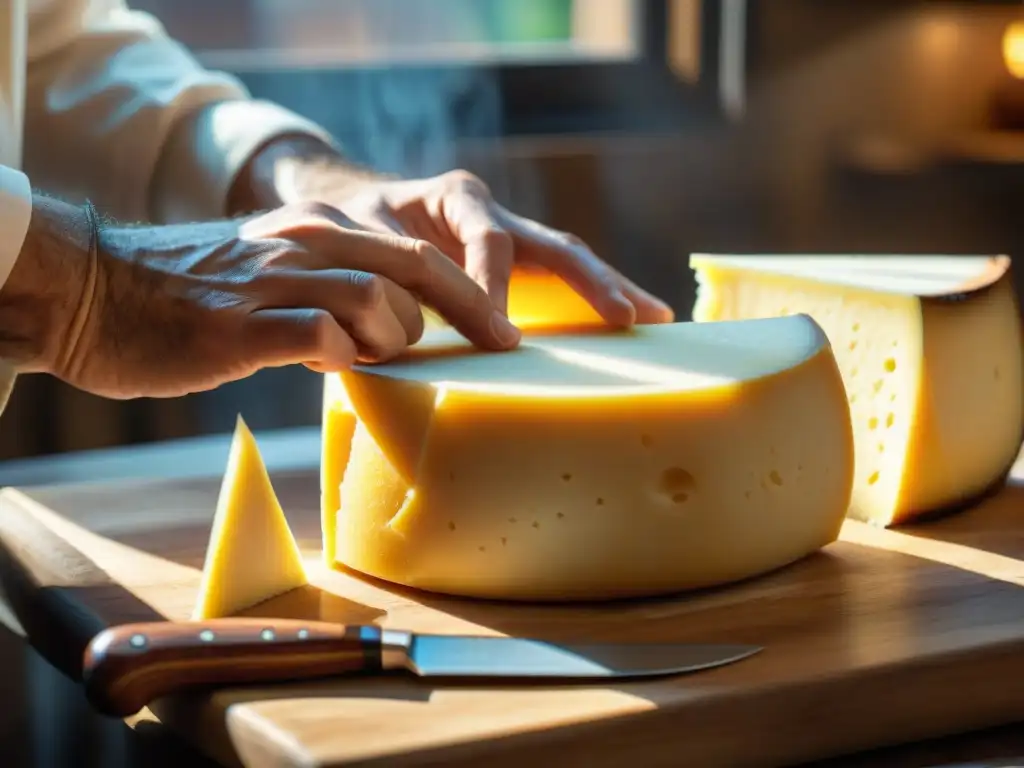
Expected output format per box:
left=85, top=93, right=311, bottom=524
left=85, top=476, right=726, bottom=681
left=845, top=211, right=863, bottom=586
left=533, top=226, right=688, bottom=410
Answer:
left=321, top=315, right=855, bottom=601
left=193, top=416, right=307, bottom=620
left=690, top=254, right=1024, bottom=527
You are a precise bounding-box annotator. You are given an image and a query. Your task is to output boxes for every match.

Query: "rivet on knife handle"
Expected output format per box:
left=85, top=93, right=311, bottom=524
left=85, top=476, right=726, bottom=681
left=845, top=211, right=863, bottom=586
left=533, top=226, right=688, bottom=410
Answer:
left=81, top=619, right=382, bottom=717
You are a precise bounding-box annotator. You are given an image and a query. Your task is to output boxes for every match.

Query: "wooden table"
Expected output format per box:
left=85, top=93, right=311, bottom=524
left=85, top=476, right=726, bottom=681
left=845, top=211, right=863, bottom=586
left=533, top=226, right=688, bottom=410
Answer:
left=1, top=428, right=1024, bottom=768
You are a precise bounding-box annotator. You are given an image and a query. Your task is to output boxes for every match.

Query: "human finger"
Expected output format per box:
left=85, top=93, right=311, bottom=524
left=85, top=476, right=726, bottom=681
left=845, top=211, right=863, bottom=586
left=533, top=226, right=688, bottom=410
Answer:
left=302, top=226, right=520, bottom=351
left=269, top=269, right=414, bottom=362
left=441, top=190, right=515, bottom=314
left=617, top=276, right=675, bottom=323
left=240, top=201, right=366, bottom=242
left=494, top=208, right=649, bottom=326
left=347, top=201, right=408, bottom=238
left=379, top=273, right=426, bottom=346
left=242, top=308, right=358, bottom=372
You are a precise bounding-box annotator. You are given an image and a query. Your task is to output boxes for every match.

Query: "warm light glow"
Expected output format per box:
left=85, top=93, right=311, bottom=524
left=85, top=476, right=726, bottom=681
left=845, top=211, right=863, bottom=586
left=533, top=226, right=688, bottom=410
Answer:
left=841, top=520, right=1024, bottom=588
left=1003, top=21, right=1024, bottom=79
left=506, top=268, right=606, bottom=330
left=916, top=17, right=960, bottom=57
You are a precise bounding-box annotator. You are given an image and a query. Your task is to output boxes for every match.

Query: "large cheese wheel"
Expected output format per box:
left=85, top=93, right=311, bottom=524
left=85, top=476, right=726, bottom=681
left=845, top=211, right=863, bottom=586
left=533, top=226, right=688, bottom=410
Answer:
left=689, top=254, right=1024, bottom=527
left=321, top=313, right=855, bottom=601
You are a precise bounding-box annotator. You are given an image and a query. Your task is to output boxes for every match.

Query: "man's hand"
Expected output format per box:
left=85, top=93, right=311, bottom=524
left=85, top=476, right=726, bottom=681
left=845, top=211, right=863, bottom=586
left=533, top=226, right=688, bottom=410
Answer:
left=0, top=197, right=520, bottom=400
left=232, top=136, right=675, bottom=327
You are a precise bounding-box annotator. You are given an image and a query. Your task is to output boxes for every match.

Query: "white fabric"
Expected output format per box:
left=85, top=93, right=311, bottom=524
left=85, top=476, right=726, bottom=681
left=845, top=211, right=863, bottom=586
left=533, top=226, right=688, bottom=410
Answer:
left=0, top=163, right=30, bottom=291
left=1, top=0, right=335, bottom=274
left=151, top=98, right=335, bottom=223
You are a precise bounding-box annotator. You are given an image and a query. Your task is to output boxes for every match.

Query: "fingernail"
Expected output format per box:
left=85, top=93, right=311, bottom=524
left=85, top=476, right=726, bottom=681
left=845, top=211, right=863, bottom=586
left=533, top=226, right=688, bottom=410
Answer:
left=491, top=311, right=522, bottom=347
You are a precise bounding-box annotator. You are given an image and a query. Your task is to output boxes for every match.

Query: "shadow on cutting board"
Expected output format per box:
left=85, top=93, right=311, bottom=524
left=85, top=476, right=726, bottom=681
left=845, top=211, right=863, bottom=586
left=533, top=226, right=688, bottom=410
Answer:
left=85, top=469, right=860, bottom=647
left=76, top=463, right=1024, bottom=654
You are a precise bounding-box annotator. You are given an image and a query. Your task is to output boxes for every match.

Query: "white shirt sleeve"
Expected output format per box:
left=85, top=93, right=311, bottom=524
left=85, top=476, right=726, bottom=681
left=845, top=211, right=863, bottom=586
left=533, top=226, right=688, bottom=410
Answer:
left=149, top=99, right=337, bottom=224
left=0, top=165, right=32, bottom=293
left=0, top=166, right=32, bottom=412
left=23, top=0, right=337, bottom=224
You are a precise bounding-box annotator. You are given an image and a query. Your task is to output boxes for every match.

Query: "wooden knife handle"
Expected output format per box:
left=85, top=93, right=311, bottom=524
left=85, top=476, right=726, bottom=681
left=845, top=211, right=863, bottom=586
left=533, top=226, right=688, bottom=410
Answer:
left=81, top=619, right=381, bottom=718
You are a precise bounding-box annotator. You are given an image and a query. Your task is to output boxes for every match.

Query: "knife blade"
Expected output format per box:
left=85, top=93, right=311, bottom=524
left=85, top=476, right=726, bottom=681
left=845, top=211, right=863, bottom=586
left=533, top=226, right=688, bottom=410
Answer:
left=81, top=618, right=761, bottom=717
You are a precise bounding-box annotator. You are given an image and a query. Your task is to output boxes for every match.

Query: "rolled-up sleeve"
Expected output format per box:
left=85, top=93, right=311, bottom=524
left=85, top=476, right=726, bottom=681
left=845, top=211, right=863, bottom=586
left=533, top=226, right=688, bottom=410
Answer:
left=0, top=165, right=32, bottom=414
left=0, top=165, right=31, bottom=293
left=23, top=0, right=336, bottom=223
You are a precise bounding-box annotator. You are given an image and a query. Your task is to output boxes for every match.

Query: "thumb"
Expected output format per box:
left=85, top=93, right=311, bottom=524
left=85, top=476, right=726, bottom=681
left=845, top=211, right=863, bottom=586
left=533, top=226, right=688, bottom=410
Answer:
left=243, top=308, right=358, bottom=372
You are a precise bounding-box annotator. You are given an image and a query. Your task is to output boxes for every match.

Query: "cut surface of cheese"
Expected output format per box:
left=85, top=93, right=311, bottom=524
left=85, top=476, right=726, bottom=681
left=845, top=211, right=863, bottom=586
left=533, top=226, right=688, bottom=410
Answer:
left=690, top=254, right=1024, bottom=527
left=321, top=376, right=355, bottom=567
left=321, top=315, right=855, bottom=601
left=505, top=267, right=608, bottom=330
left=193, top=416, right=307, bottom=619
left=420, top=267, right=610, bottom=334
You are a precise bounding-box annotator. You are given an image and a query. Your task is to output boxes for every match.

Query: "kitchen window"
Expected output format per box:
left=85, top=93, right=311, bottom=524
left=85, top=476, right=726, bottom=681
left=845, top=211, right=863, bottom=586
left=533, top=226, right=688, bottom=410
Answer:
left=133, top=0, right=749, bottom=137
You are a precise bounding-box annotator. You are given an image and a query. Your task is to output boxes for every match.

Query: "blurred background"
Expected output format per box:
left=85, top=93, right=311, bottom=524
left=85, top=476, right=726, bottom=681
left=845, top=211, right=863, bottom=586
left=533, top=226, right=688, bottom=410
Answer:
left=5, top=0, right=1024, bottom=460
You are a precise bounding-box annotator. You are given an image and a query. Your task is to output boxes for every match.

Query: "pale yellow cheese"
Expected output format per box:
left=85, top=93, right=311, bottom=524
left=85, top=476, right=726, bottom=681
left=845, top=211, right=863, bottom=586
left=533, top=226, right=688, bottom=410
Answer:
left=321, top=376, right=355, bottom=567
left=322, top=315, right=855, bottom=601
left=320, top=268, right=614, bottom=569
left=689, top=254, right=1024, bottom=527
left=193, top=416, right=308, bottom=619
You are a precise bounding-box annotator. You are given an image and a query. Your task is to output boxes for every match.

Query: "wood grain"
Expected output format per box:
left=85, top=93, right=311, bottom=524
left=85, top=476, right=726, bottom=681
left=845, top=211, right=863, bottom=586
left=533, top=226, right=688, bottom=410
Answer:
left=3, top=464, right=1024, bottom=768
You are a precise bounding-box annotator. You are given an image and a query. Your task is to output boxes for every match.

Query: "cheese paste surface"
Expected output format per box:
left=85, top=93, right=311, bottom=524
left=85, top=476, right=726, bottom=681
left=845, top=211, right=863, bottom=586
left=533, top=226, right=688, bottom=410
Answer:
left=690, top=254, right=1024, bottom=526
left=194, top=416, right=308, bottom=619
left=322, top=311, right=855, bottom=601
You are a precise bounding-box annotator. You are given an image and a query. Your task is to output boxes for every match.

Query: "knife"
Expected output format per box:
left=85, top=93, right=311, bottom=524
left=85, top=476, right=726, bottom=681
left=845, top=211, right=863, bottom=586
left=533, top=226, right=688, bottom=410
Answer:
left=81, top=618, right=761, bottom=717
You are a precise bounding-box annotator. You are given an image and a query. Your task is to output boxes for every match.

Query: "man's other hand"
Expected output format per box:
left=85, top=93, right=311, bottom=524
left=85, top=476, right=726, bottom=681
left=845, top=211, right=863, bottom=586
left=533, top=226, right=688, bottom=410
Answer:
left=234, top=136, right=675, bottom=328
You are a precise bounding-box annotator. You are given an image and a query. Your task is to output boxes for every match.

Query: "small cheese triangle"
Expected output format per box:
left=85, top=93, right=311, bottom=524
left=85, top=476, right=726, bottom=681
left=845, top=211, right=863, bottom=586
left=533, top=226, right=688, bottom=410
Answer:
left=192, top=415, right=308, bottom=620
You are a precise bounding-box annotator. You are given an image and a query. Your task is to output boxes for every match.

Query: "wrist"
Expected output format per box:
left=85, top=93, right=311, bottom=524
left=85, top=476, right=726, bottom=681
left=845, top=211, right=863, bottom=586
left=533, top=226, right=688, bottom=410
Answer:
left=0, top=196, right=96, bottom=372
left=226, top=134, right=391, bottom=215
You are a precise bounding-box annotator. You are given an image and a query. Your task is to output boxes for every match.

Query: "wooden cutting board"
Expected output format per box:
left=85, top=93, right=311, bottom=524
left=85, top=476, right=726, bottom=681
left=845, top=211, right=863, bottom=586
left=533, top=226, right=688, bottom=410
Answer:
left=3, top=462, right=1024, bottom=768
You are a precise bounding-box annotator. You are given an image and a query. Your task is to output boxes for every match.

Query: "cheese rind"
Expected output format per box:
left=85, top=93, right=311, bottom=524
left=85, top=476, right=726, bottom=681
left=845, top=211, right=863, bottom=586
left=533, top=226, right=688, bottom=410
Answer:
left=322, top=316, right=855, bottom=601
left=193, top=416, right=308, bottom=619
left=690, top=254, right=1024, bottom=526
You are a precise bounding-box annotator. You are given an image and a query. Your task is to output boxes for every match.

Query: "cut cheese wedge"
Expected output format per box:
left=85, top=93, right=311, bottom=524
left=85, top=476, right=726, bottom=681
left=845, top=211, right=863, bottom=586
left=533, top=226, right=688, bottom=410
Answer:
left=419, top=267, right=610, bottom=335
left=322, top=315, right=855, bottom=601
left=193, top=416, right=307, bottom=619
left=505, top=267, right=608, bottom=331
left=690, top=254, right=1024, bottom=527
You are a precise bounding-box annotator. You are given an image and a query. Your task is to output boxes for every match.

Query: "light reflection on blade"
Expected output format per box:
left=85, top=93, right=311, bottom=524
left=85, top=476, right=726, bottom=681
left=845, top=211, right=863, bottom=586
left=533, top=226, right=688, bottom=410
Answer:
left=407, top=636, right=761, bottom=679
